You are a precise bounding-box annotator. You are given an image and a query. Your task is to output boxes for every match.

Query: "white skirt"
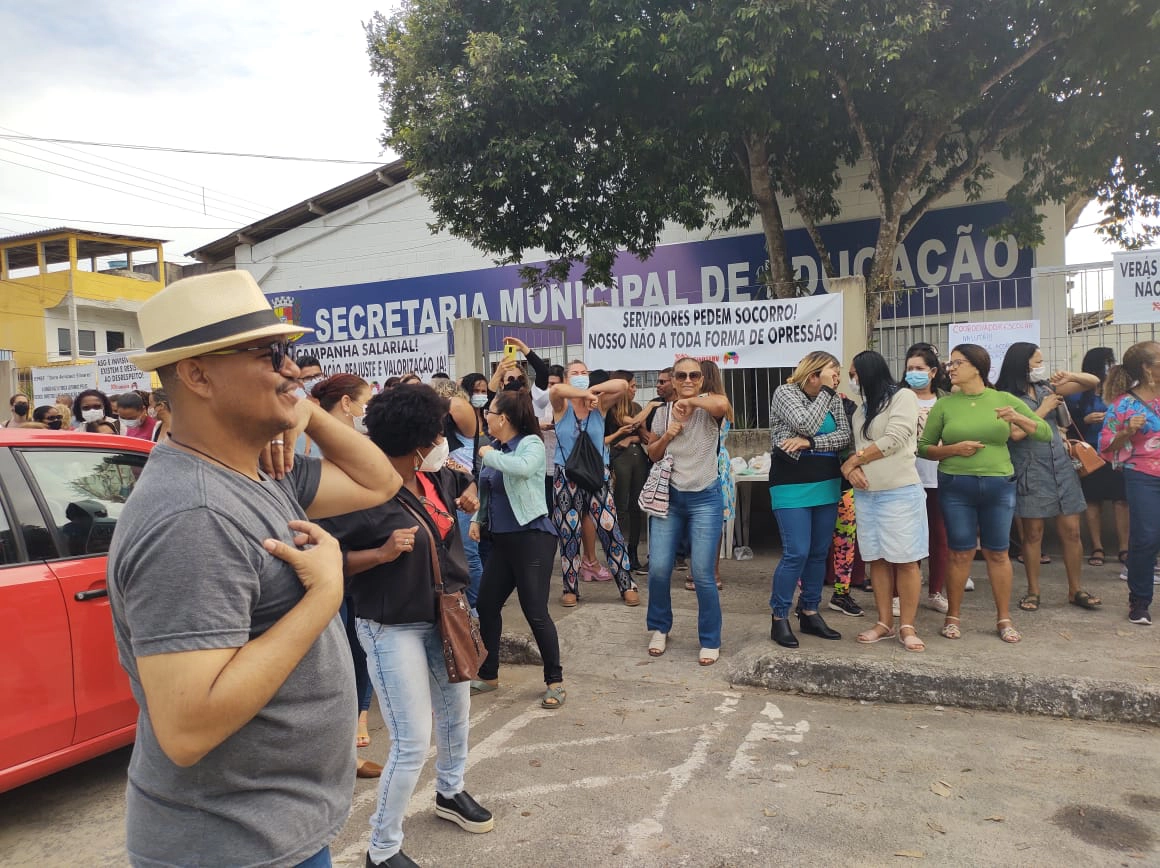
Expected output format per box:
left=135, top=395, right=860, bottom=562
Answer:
left=854, top=484, right=929, bottom=564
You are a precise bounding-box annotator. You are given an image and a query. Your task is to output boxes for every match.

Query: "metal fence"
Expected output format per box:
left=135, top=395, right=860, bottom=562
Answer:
left=477, top=321, right=569, bottom=380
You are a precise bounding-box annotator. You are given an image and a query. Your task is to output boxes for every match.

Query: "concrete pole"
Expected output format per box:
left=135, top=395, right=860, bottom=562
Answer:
left=452, top=317, right=485, bottom=382
left=828, top=275, right=868, bottom=397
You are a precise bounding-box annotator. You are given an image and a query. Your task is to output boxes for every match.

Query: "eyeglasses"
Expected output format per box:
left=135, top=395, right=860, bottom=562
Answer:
left=503, top=376, right=525, bottom=384
left=944, top=359, right=968, bottom=370
left=673, top=371, right=703, bottom=382
left=202, top=340, right=293, bottom=373
left=420, top=496, right=455, bottom=524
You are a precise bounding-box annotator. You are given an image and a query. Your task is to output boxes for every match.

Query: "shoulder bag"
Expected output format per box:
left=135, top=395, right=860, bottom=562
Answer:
left=1064, top=422, right=1107, bottom=478
left=400, top=498, right=487, bottom=683
left=639, top=405, right=674, bottom=518
left=564, top=411, right=606, bottom=494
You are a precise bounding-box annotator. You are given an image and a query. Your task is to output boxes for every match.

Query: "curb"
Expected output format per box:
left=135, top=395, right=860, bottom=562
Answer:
left=726, top=646, right=1160, bottom=726
left=498, top=632, right=543, bottom=667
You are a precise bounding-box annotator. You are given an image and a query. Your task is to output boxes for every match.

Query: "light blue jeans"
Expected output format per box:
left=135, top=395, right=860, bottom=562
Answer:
left=645, top=483, right=723, bottom=649
left=357, top=620, right=471, bottom=862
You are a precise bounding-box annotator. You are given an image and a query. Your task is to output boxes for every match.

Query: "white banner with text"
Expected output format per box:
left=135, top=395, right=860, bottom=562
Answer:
left=96, top=353, right=153, bottom=394
left=582, top=294, right=843, bottom=370
left=1112, top=248, right=1160, bottom=325
left=947, top=320, right=1040, bottom=382
left=30, top=365, right=98, bottom=405
left=293, top=332, right=450, bottom=389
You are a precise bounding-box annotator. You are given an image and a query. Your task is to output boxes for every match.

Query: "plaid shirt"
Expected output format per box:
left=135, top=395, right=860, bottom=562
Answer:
left=768, top=384, right=852, bottom=460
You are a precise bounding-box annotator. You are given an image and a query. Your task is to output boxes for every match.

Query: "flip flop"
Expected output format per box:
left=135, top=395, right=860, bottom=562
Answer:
left=1018, top=593, right=1040, bottom=611
left=1088, top=548, right=1105, bottom=567
left=1069, top=590, right=1102, bottom=609
left=470, top=679, right=499, bottom=695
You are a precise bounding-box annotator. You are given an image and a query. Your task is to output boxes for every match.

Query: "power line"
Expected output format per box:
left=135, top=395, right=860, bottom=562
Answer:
left=0, top=124, right=279, bottom=215
left=0, top=210, right=429, bottom=232
left=0, top=134, right=385, bottom=165
left=0, top=145, right=265, bottom=225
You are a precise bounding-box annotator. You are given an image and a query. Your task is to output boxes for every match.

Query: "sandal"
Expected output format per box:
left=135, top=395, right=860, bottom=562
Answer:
left=1069, top=590, right=1102, bottom=609
left=470, top=678, right=499, bottom=695
left=898, top=625, right=925, bottom=652
left=698, top=648, right=720, bottom=666
left=1018, top=593, right=1040, bottom=611
left=1119, top=550, right=1129, bottom=565
left=1088, top=548, right=1106, bottom=567
left=997, top=619, right=1022, bottom=644
left=685, top=578, right=695, bottom=591
left=856, top=621, right=896, bottom=644
left=648, top=630, right=668, bottom=657
left=541, top=684, right=566, bottom=709
left=940, top=616, right=962, bottom=640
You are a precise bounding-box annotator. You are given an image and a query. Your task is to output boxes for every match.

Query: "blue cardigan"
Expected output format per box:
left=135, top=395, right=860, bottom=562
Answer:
left=472, top=434, right=549, bottom=528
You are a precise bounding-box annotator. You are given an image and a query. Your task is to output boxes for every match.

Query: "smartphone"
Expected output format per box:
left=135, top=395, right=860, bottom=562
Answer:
left=503, top=343, right=517, bottom=360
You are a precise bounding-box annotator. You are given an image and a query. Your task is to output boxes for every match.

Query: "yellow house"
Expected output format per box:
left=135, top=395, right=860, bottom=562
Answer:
left=0, top=228, right=167, bottom=370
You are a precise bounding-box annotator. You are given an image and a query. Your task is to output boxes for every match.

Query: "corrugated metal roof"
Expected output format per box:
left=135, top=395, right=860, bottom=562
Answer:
left=187, top=159, right=411, bottom=265
left=1, top=227, right=169, bottom=270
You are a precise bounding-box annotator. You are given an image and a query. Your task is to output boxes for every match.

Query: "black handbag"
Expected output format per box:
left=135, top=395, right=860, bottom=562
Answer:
left=565, top=412, right=606, bottom=494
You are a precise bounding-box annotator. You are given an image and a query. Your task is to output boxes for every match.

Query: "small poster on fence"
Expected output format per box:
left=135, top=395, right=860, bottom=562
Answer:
left=1112, top=248, right=1160, bottom=325
left=947, top=320, right=1040, bottom=382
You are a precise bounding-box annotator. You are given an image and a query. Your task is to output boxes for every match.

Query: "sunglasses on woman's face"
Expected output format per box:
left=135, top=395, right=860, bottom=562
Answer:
left=503, top=375, right=525, bottom=384
left=673, top=371, right=703, bottom=382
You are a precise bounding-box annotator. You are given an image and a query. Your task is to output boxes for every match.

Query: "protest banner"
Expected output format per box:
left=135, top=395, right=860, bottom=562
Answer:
left=293, top=332, right=450, bottom=392
left=947, top=320, right=1040, bottom=382
left=581, top=294, right=842, bottom=370
left=1112, top=248, right=1160, bottom=325
left=96, top=353, right=153, bottom=394
left=30, top=365, right=97, bottom=405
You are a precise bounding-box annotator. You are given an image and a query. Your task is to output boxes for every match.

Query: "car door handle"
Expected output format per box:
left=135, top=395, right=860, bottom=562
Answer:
left=75, top=588, right=109, bottom=601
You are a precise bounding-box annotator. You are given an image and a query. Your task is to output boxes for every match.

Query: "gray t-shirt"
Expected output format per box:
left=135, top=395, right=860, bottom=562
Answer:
left=650, top=400, right=721, bottom=492
left=107, top=442, right=356, bottom=868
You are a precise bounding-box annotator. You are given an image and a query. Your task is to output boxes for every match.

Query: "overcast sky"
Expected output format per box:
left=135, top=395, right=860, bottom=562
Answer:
left=0, top=1, right=1127, bottom=268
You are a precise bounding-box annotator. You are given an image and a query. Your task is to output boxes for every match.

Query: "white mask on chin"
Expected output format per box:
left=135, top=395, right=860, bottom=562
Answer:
left=353, top=414, right=368, bottom=435
left=417, top=439, right=449, bottom=472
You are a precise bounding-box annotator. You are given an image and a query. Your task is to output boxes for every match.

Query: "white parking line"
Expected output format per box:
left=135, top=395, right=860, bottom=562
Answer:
left=727, top=702, right=810, bottom=780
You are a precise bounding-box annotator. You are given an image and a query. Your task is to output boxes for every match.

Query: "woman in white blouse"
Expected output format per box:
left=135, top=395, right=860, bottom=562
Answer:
left=841, top=351, right=929, bottom=651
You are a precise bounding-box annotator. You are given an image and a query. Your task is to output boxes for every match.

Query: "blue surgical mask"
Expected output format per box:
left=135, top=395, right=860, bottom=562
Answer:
left=905, top=371, right=931, bottom=389
left=569, top=375, right=590, bottom=390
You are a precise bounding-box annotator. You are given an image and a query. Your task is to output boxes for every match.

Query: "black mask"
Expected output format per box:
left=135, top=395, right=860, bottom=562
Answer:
left=13, top=403, right=28, bottom=416
left=47, top=418, right=63, bottom=430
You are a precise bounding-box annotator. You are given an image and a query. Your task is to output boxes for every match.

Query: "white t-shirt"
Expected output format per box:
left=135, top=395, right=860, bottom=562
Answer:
left=915, top=394, right=939, bottom=488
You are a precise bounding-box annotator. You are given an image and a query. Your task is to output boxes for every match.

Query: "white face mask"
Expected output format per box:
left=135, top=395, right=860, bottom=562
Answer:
left=81, top=408, right=104, bottom=423
left=1029, top=365, right=1047, bottom=382
left=122, top=417, right=143, bottom=428
left=470, top=393, right=489, bottom=408
left=353, top=414, right=368, bottom=435
left=147, top=407, right=158, bottom=419
left=417, top=438, right=449, bottom=472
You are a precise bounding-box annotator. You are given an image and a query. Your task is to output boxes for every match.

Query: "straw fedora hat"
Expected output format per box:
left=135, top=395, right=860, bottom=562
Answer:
left=129, top=270, right=310, bottom=372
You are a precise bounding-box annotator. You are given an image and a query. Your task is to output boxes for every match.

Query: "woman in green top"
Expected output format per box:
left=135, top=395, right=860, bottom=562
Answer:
left=917, top=344, right=1051, bottom=644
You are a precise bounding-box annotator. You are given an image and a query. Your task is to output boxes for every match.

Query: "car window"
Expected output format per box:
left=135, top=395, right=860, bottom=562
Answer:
left=19, top=450, right=148, bottom=558
left=0, top=500, right=17, bottom=565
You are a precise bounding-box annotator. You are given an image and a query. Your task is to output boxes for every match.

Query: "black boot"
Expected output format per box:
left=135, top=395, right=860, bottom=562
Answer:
left=770, top=616, right=799, bottom=648
left=798, top=610, right=842, bottom=640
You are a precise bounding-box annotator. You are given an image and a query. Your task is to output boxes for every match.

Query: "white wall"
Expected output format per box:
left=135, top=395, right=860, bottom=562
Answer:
left=42, top=306, right=144, bottom=362
left=238, top=155, right=1065, bottom=294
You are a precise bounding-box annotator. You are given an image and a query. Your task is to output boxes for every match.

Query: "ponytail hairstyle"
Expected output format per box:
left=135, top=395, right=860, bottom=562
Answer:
left=310, top=373, right=369, bottom=412
left=1105, top=341, right=1160, bottom=404
left=899, top=342, right=951, bottom=393
left=491, top=388, right=541, bottom=439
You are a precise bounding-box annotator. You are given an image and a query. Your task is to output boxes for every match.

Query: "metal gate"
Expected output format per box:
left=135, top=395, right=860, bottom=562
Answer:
left=477, top=321, right=569, bottom=379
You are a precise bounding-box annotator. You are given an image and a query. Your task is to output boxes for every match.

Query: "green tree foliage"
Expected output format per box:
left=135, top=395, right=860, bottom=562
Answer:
left=369, top=0, right=1159, bottom=322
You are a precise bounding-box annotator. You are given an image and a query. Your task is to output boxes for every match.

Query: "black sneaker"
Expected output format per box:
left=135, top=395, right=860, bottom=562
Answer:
left=828, top=592, right=864, bottom=617
left=435, top=791, right=494, bottom=833
left=367, top=852, right=420, bottom=867
left=1129, top=596, right=1153, bottom=626
left=631, top=559, right=650, bottom=576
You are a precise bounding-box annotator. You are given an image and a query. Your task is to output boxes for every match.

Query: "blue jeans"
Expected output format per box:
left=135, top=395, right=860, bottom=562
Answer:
left=1124, top=469, right=1160, bottom=605
left=340, top=599, right=374, bottom=713
left=770, top=503, right=839, bottom=618
left=294, top=847, right=331, bottom=868
left=457, top=509, right=491, bottom=607
left=937, top=472, right=1016, bottom=551
left=357, top=620, right=471, bottom=862
left=646, top=484, right=723, bottom=649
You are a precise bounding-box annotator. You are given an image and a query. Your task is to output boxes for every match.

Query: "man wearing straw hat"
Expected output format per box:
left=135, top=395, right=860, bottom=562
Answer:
left=107, top=270, right=401, bottom=868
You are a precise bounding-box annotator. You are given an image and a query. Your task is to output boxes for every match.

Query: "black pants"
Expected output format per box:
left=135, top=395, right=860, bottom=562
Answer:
left=476, top=529, right=563, bottom=685
left=611, top=444, right=648, bottom=556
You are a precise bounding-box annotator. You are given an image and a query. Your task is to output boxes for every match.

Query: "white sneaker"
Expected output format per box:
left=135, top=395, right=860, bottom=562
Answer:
left=1118, top=567, right=1160, bottom=584
left=925, top=592, right=949, bottom=613
left=965, top=577, right=976, bottom=591
left=892, top=597, right=901, bottom=618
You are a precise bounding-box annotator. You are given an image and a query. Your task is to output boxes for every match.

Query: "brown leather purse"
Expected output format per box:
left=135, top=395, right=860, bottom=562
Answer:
left=400, top=498, right=487, bottom=683
left=1065, top=423, right=1107, bottom=478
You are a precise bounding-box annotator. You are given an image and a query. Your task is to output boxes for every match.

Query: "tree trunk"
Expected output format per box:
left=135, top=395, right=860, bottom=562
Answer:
left=744, top=134, right=796, bottom=299
left=865, top=212, right=904, bottom=342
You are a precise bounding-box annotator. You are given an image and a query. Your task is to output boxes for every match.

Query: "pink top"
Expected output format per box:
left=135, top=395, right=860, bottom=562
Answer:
left=1099, top=392, right=1160, bottom=478
left=121, top=416, right=158, bottom=440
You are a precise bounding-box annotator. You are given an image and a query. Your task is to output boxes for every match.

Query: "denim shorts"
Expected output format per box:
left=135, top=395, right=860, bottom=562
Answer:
left=937, top=472, right=1016, bottom=552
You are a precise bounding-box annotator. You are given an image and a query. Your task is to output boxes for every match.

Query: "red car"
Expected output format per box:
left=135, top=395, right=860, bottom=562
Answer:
left=0, top=428, right=151, bottom=793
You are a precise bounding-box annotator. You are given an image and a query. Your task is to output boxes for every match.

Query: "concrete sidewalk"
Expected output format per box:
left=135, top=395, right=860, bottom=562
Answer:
left=510, top=548, right=1160, bottom=726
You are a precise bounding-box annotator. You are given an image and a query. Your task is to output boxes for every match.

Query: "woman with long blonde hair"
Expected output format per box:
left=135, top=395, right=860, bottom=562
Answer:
left=766, top=351, right=851, bottom=648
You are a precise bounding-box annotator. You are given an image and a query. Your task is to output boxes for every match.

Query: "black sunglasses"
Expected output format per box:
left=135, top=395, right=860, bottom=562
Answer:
left=203, top=339, right=293, bottom=373
left=673, top=370, right=703, bottom=381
